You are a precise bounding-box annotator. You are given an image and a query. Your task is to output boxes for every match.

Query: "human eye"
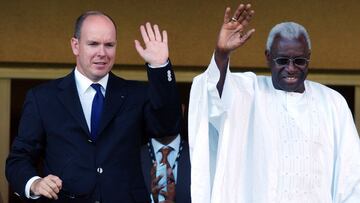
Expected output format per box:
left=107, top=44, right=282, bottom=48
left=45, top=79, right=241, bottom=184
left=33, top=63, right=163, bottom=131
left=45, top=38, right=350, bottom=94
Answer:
left=294, top=58, right=308, bottom=66
left=87, top=41, right=99, bottom=46
left=105, top=42, right=116, bottom=48
left=275, top=57, right=289, bottom=66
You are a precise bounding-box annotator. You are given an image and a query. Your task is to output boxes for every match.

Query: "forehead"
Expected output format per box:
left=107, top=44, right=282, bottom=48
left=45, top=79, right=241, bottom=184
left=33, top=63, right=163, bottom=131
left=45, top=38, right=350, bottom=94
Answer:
left=80, top=15, right=116, bottom=41
left=270, top=34, right=309, bottom=56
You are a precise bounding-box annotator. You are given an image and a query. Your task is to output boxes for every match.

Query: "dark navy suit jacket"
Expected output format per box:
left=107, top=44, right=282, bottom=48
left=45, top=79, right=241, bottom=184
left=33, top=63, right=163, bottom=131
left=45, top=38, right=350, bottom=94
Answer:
left=140, top=139, right=191, bottom=203
left=6, top=63, right=181, bottom=203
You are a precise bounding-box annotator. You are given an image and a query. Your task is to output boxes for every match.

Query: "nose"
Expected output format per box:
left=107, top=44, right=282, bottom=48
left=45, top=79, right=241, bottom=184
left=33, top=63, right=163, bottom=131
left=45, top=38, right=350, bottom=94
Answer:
left=97, top=45, right=106, bottom=56
left=286, top=60, right=296, bottom=73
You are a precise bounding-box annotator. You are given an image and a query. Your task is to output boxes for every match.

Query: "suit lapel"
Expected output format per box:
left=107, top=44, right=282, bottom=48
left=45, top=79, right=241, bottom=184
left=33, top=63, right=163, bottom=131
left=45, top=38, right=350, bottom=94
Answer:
left=176, top=141, right=191, bottom=202
left=57, top=71, right=90, bottom=136
left=141, top=146, right=152, bottom=194
left=97, top=72, right=127, bottom=137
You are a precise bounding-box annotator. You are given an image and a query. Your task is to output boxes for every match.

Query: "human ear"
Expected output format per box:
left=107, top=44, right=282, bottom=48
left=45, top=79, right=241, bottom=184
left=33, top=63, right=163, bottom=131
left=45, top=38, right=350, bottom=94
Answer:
left=70, top=37, right=80, bottom=56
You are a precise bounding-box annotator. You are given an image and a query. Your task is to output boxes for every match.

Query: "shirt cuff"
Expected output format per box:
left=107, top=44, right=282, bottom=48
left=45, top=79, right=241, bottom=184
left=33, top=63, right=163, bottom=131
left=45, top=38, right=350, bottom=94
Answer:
left=150, top=193, right=155, bottom=203
left=148, top=60, right=169, bottom=68
left=25, top=176, right=41, bottom=199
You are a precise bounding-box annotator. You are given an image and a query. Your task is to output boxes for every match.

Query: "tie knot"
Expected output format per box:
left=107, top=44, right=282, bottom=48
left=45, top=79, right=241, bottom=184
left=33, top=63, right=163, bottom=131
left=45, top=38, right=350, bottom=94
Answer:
left=160, top=147, right=172, bottom=167
left=91, top=83, right=102, bottom=94
left=160, top=147, right=172, bottom=157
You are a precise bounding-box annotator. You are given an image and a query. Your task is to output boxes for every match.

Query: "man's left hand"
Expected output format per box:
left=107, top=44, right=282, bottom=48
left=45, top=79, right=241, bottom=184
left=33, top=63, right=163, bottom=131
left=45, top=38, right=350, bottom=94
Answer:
left=135, top=22, right=169, bottom=67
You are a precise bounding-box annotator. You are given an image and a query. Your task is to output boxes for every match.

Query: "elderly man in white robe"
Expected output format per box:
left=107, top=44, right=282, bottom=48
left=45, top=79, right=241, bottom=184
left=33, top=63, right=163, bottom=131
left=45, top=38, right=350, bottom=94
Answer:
left=188, top=3, right=360, bottom=203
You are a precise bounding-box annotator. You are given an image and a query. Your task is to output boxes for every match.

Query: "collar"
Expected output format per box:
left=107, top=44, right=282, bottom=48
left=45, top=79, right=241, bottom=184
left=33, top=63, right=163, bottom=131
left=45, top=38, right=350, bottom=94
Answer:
left=74, top=67, right=109, bottom=95
left=151, top=134, right=181, bottom=153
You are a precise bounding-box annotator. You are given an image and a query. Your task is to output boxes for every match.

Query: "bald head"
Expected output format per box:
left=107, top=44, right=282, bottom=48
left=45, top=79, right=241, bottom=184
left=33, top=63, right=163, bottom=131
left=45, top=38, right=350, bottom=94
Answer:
left=73, top=11, right=117, bottom=39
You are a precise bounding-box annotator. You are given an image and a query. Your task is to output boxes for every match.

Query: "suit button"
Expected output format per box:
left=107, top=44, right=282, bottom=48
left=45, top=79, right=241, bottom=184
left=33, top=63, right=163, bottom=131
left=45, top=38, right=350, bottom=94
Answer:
left=95, top=201, right=101, bottom=203
left=88, top=139, right=93, bottom=143
left=167, top=70, right=172, bottom=81
left=97, top=167, right=103, bottom=174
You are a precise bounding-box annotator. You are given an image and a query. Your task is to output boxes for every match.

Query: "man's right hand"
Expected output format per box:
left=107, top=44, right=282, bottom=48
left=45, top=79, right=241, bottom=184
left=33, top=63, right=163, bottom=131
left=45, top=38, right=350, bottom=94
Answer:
left=30, top=175, right=62, bottom=200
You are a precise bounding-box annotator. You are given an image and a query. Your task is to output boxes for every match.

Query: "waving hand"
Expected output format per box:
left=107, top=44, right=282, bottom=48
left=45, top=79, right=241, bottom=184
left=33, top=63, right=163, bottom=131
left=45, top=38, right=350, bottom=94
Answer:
left=216, top=3, right=255, bottom=55
left=135, top=22, right=169, bottom=67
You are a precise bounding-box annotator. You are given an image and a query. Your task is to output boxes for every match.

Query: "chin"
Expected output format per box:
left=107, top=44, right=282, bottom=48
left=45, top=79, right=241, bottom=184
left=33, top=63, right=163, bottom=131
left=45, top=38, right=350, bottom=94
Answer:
left=95, top=69, right=110, bottom=75
left=277, top=83, right=298, bottom=92
left=287, top=86, right=304, bottom=93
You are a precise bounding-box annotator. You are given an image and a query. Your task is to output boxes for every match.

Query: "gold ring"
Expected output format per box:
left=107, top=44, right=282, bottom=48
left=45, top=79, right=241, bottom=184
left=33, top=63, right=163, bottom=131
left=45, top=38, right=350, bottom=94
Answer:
left=231, top=17, right=238, bottom=22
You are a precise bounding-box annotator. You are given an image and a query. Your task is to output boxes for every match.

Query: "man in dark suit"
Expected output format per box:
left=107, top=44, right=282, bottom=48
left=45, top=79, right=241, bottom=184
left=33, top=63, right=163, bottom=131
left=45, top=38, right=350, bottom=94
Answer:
left=6, top=11, right=181, bottom=203
left=141, top=134, right=191, bottom=203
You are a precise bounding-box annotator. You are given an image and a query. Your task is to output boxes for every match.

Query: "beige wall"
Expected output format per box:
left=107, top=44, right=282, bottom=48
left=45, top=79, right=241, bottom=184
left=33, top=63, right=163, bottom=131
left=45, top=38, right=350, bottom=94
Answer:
left=0, top=0, right=359, bottom=69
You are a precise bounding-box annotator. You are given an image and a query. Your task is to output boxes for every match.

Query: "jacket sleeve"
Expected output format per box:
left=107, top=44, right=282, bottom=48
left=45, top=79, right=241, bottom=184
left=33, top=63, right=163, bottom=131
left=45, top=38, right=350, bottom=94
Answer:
left=6, top=89, right=45, bottom=199
left=144, top=60, right=182, bottom=138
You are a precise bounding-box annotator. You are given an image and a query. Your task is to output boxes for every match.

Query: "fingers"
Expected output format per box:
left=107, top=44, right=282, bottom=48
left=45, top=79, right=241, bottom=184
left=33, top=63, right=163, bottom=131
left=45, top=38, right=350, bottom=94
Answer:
left=223, top=7, right=231, bottom=23
left=153, top=175, right=163, bottom=186
left=232, top=4, right=246, bottom=21
left=154, top=24, right=162, bottom=42
left=223, top=3, right=255, bottom=44
left=227, top=3, right=254, bottom=25
left=240, top=9, right=255, bottom=28
left=135, top=26, right=148, bottom=58
left=145, top=22, right=156, bottom=41
left=151, top=163, right=163, bottom=187
left=160, top=182, right=175, bottom=199
left=140, top=25, right=149, bottom=43
left=162, top=30, right=168, bottom=44
left=233, top=27, right=255, bottom=44
left=134, top=40, right=144, bottom=56
left=152, top=184, right=164, bottom=193
left=31, top=175, right=62, bottom=200
left=236, top=4, right=252, bottom=23
left=140, top=22, right=166, bottom=43
left=240, top=28, right=256, bottom=43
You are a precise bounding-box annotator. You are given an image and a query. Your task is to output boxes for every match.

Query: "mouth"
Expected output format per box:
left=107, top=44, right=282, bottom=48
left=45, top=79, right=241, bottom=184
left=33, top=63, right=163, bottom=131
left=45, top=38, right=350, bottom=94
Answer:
left=283, top=75, right=299, bottom=83
left=93, top=62, right=107, bottom=65
left=93, top=62, right=108, bottom=69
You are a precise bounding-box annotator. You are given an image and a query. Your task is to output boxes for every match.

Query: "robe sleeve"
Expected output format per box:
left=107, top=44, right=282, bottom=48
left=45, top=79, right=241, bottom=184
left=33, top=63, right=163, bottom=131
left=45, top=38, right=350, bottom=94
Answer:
left=188, top=53, right=232, bottom=203
left=188, top=57, right=212, bottom=203
left=189, top=53, right=256, bottom=203
left=333, top=95, right=360, bottom=203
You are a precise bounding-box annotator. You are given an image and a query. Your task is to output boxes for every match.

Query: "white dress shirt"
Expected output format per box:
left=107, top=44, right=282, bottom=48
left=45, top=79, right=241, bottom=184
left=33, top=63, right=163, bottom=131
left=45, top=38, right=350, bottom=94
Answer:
left=74, top=68, right=108, bottom=131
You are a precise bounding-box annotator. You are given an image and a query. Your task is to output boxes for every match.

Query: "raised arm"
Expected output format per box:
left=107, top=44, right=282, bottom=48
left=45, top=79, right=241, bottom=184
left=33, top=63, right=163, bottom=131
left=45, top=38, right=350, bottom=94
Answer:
left=215, top=3, right=255, bottom=96
left=135, top=22, right=181, bottom=137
